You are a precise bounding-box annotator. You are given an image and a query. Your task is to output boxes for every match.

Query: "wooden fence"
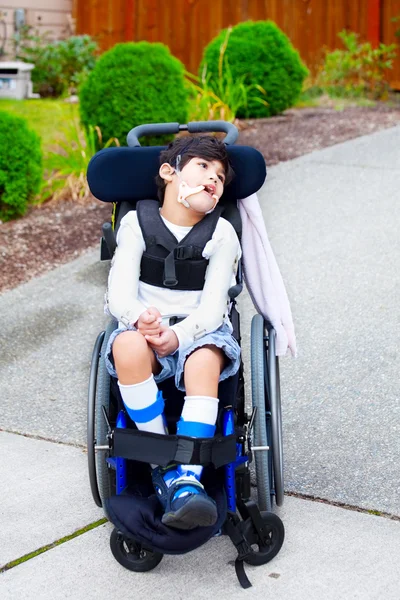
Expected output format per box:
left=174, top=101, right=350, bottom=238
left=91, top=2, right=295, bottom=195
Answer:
left=73, top=0, right=400, bottom=88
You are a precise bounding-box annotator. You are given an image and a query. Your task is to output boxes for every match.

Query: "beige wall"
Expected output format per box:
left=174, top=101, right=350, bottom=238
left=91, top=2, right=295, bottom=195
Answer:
left=0, top=0, right=73, bottom=59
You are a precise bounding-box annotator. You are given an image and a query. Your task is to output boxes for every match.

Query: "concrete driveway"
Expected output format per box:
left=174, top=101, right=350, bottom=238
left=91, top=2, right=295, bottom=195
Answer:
left=1, top=126, right=399, bottom=598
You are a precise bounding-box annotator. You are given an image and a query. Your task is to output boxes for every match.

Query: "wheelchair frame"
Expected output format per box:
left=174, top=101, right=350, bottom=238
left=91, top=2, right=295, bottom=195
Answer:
left=86, top=120, right=285, bottom=588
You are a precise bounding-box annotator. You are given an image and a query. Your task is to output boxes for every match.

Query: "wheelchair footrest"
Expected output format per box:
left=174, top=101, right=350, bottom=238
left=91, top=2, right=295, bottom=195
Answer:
left=112, top=428, right=237, bottom=468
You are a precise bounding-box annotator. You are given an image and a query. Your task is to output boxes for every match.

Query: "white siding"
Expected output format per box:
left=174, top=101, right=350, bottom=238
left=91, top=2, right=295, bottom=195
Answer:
left=0, top=1, right=73, bottom=58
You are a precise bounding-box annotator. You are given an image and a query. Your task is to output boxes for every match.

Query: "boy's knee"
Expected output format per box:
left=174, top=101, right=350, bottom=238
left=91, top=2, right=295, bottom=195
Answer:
left=113, top=330, right=148, bottom=366
left=186, top=345, right=224, bottom=372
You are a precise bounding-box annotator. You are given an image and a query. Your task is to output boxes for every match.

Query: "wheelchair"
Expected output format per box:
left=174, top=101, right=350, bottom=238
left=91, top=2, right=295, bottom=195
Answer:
left=87, top=121, right=285, bottom=588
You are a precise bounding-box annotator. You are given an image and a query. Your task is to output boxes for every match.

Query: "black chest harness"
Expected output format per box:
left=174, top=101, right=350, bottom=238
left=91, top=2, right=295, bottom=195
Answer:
left=136, top=200, right=222, bottom=290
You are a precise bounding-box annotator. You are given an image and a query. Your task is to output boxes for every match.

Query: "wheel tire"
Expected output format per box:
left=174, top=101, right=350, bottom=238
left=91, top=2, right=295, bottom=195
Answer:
left=95, top=321, right=118, bottom=517
left=87, top=320, right=117, bottom=518
left=251, top=314, right=273, bottom=511
left=110, top=528, right=163, bottom=572
left=267, top=327, right=284, bottom=506
left=243, top=512, right=285, bottom=566
left=88, top=330, right=105, bottom=508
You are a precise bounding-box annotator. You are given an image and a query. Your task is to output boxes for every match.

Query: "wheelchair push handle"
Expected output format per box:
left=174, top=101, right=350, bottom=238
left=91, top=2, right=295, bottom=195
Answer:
left=126, top=121, right=239, bottom=147
left=187, top=121, right=238, bottom=144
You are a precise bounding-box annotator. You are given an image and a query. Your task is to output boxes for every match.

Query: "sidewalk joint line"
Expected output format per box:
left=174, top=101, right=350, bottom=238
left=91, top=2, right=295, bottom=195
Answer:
left=0, top=518, right=107, bottom=574
left=0, top=428, right=85, bottom=450
left=284, top=491, right=400, bottom=521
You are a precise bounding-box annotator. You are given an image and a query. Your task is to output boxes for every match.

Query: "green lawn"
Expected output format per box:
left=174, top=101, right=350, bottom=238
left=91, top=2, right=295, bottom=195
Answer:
left=0, top=99, right=80, bottom=150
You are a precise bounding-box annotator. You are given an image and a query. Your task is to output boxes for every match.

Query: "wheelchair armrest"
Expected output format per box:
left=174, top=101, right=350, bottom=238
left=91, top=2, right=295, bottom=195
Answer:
left=228, top=260, right=243, bottom=299
left=101, top=222, right=116, bottom=260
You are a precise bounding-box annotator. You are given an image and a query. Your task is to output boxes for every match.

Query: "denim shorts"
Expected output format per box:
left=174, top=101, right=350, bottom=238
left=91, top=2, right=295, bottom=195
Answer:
left=105, top=322, right=241, bottom=392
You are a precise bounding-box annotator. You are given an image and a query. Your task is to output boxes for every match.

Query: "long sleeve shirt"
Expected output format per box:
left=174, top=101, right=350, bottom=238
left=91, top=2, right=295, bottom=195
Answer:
left=105, top=210, right=241, bottom=351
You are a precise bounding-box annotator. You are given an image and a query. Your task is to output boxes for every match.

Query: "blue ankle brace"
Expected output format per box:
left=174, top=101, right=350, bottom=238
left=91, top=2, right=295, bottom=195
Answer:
left=177, top=418, right=216, bottom=438
left=124, top=390, right=165, bottom=423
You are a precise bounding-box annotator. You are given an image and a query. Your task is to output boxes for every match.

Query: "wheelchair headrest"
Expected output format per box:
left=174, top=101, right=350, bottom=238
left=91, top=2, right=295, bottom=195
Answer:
left=87, top=145, right=266, bottom=205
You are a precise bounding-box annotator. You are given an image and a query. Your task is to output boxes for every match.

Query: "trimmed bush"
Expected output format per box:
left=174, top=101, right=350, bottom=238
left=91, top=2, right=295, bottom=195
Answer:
left=0, top=111, right=42, bottom=221
left=79, top=42, right=189, bottom=147
left=201, top=21, right=309, bottom=118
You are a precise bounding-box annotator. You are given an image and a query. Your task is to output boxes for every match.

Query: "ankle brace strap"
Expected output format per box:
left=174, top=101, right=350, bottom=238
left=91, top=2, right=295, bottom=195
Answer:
left=125, top=390, right=165, bottom=423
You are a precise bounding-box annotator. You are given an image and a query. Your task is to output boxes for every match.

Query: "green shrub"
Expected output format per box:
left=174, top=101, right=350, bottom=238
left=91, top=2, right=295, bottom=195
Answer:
left=319, top=30, right=397, bottom=100
left=79, top=42, right=188, bottom=147
left=186, top=27, right=267, bottom=122
left=16, top=28, right=98, bottom=97
left=201, top=21, right=309, bottom=118
left=0, top=111, right=43, bottom=221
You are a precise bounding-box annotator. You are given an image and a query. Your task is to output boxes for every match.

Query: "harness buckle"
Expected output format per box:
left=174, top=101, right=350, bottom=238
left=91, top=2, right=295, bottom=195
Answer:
left=175, top=246, right=192, bottom=260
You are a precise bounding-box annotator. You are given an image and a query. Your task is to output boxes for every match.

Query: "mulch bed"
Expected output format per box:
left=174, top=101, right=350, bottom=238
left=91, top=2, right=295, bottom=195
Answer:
left=1, top=104, right=399, bottom=294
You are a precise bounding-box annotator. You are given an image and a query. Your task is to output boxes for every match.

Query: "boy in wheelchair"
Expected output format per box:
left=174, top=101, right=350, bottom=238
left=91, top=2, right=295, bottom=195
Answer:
left=104, top=135, right=242, bottom=530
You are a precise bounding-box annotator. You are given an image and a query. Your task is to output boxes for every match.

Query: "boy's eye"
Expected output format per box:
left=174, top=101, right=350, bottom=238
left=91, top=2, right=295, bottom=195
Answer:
left=218, top=174, right=225, bottom=183
left=199, top=162, right=207, bottom=168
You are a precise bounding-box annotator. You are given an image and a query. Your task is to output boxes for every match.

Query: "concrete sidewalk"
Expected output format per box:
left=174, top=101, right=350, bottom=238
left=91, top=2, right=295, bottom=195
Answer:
left=1, top=439, right=399, bottom=600
left=1, top=125, right=400, bottom=598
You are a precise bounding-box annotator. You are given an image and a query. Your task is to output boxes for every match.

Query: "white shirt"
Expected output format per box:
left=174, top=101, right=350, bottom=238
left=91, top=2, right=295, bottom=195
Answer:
left=105, top=210, right=241, bottom=351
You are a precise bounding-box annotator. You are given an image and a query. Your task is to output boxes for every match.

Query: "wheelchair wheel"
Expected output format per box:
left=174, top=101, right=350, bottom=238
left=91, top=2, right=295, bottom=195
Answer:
left=266, top=322, right=284, bottom=507
left=243, top=512, right=284, bottom=566
left=251, top=314, right=284, bottom=510
left=87, top=320, right=118, bottom=517
left=110, top=528, right=163, bottom=572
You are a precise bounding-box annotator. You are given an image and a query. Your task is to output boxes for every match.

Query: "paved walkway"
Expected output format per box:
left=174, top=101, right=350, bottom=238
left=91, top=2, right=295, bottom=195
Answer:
left=1, top=126, right=399, bottom=598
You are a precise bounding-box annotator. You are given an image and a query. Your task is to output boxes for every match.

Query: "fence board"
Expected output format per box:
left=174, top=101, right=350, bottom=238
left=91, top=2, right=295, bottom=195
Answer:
left=382, top=0, right=400, bottom=88
left=73, top=0, right=400, bottom=87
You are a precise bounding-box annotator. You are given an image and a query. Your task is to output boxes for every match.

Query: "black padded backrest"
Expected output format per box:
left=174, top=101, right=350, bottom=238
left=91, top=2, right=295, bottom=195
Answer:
left=87, top=145, right=266, bottom=206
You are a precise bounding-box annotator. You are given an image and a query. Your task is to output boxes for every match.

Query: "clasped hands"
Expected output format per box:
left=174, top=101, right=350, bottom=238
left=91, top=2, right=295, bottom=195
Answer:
left=135, top=306, right=179, bottom=358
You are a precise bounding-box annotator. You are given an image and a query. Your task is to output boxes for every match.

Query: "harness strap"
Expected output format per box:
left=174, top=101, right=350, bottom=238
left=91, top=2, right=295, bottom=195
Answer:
left=136, top=200, right=222, bottom=290
left=112, top=428, right=237, bottom=469
left=223, top=514, right=253, bottom=589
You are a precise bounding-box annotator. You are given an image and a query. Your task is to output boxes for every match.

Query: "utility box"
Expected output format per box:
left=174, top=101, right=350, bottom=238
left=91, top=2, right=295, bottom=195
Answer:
left=0, top=61, right=39, bottom=100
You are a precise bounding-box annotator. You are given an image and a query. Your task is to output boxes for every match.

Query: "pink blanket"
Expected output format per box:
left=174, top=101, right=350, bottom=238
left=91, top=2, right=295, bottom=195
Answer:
left=239, top=193, right=297, bottom=357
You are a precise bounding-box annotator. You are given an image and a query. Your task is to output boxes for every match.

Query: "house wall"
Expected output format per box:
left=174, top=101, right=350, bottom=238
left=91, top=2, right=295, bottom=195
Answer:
left=0, top=0, right=73, bottom=59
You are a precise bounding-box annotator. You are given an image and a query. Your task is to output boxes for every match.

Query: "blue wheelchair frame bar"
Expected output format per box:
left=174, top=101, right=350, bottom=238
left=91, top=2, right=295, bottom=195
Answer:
left=116, top=411, right=128, bottom=494
left=223, top=409, right=248, bottom=513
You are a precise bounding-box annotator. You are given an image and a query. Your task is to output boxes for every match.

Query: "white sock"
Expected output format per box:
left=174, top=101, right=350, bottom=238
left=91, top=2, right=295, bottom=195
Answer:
left=118, top=375, right=166, bottom=435
left=181, top=395, right=219, bottom=425
left=178, top=395, right=219, bottom=480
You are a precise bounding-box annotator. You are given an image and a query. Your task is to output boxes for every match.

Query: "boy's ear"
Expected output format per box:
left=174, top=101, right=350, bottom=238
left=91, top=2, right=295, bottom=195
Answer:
left=159, top=163, right=175, bottom=182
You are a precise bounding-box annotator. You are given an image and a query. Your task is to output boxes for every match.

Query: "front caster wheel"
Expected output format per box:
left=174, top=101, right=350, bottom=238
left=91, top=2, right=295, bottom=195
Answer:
left=242, top=512, right=285, bottom=566
left=110, top=528, right=163, bottom=572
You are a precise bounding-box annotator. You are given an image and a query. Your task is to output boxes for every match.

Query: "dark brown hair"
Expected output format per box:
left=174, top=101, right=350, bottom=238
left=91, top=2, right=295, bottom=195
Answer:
left=156, top=135, right=234, bottom=203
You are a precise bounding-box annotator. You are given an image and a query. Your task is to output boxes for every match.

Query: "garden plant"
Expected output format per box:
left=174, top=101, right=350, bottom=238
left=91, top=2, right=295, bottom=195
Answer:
left=15, top=27, right=98, bottom=97
left=79, top=41, right=188, bottom=148
left=186, top=27, right=267, bottom=122
left=201, top=20, right=309, bottom=118
left=0, top=110, right=42, bottom=221
left=318, top=30, right=397, bottom=100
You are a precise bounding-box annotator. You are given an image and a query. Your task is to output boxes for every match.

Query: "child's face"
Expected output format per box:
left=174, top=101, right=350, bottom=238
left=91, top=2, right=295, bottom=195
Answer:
left=179, top=156, right=226, bottom=203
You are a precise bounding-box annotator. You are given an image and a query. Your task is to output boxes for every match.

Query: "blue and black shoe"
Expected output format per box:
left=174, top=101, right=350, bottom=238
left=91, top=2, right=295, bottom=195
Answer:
left=152, top=466, right=218, bottom=530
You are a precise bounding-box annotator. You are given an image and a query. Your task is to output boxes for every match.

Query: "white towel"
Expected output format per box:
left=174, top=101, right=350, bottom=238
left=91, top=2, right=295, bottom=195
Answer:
left=239, top=193, right=297, bottom=357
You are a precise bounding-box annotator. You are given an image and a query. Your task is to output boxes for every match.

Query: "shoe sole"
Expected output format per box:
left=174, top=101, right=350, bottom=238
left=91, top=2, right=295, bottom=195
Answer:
left=161, top=495, right=218, bottom=530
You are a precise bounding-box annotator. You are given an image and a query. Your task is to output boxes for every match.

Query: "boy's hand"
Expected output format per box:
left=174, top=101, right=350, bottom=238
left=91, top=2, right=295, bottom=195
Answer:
left=135, top=306, right=162, bottom=336
left=145, top=325, right=179, bottom=358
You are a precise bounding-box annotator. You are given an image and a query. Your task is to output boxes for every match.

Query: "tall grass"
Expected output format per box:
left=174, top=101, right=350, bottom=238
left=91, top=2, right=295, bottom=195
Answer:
left=186, top=27, right=268, bottom=123
left=44, top=117, right=119, bottom=202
